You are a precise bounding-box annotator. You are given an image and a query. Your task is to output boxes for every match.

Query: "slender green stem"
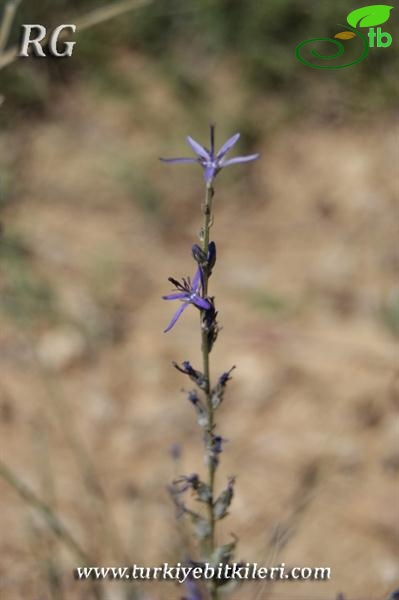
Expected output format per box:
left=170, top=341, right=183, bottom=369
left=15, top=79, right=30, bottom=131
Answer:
left=200, top=182, right=218, bottom=600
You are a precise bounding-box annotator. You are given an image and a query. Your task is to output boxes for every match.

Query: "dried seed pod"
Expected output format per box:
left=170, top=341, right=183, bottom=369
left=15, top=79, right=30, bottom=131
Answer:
left=213, top=477, right=235, bottom=520
left=211, top=366, right=236, bottom=409
left=210, top=534, right=238, bottom=566
left=174, top=361, right=208, bottom=390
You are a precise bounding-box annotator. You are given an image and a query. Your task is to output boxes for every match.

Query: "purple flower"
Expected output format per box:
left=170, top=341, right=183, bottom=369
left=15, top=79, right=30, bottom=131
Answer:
left=182, top=576, right=202, bottom=600
left=163, top=268, right=211, bottom=332
left=160, top=125, right=260, bottom=183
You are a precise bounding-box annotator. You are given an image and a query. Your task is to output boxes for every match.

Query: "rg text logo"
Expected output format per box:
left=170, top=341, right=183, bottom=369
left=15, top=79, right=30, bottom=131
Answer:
left=18, top=24, right=77, bottom=58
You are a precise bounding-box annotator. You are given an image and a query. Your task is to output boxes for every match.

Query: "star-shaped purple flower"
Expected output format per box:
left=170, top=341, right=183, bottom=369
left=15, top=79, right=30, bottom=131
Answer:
left=163, top=268, right=211, bottom=332
left=160, top=125, right=259, bottom=183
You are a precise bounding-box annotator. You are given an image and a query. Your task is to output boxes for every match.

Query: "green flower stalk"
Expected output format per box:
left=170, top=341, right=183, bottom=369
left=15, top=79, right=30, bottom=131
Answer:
left=161, top=125, right=259, bottom=600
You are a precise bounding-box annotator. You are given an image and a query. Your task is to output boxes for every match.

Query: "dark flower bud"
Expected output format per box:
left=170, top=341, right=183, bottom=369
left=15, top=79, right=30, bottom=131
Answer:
left=205, top=433, right=226, bottom=469
left=212, top=435, right=224, bottom=454
left=213, top=476, right=235, bottom=520
left=192, top=244, right=207, bottom=265
left=192, top=241, right=216, bottom=279
left=174, top=361, right=208, bottom=390
left=211, top=366, right=236, bottom=409
left=219, top=365, right=235, bottom=386
left=201, top=300, right=219, bottom=353
left=187, top=390, right=208, bottom=428
left=187, top=389, right=200, bottom=404
left=207, top=241, right=216, bottom=273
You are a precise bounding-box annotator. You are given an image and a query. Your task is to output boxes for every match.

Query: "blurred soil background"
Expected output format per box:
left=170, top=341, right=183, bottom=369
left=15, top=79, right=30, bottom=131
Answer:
left=0, top=1, right=398, bottom=599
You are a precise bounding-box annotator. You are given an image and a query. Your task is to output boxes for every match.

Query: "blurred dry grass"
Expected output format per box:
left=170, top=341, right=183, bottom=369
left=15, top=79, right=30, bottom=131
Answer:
left=0, top=15, right=399, bottom=600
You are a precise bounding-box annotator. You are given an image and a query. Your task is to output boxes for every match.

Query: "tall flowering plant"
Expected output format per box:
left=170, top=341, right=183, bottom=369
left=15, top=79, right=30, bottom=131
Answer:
left=161, top=125, right=259, bottom=600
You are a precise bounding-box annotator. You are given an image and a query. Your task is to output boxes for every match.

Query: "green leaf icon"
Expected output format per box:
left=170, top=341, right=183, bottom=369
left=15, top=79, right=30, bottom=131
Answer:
left=347, top=5, right=393, bottom=28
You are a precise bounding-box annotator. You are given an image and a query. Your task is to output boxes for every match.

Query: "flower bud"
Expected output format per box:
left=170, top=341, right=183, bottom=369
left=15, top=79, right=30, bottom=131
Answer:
left=192, top=244, right=207, bottom=265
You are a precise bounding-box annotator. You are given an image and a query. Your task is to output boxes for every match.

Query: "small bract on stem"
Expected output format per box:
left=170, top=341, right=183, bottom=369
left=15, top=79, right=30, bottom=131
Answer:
left=161, top=125, right=259, bottom=600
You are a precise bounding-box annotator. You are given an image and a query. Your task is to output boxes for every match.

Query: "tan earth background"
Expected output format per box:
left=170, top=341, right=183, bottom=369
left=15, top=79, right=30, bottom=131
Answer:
left=0, top=1, right=398, bottom=599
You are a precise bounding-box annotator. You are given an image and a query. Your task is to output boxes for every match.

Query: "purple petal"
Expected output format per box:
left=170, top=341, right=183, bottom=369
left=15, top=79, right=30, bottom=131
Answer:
left=221, top=153, right=260, bottom=166
left=160, top=157, right=198, bottom=164
left=216, top=133, right=240, bottom=160
left=204, top=165, right=216, bottom=183
left=162, top=292, right=188, bottom=301
left=192, top=266, right=205, bottom=293
left=192, top=295, right=211, bottom=310
left=186, top=136, right=210, bottom=160
left=164, top=303, right=188, bottom=333
left=191, top=267, right=201, bottom=290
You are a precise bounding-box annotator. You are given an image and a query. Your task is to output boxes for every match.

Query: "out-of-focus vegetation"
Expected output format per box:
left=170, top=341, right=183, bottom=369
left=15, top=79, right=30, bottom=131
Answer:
left=1, top=0, right=398, bottom=123
left=0, top=231, right=56, bottom=323
left=1, top=3, right=398, bottom=599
